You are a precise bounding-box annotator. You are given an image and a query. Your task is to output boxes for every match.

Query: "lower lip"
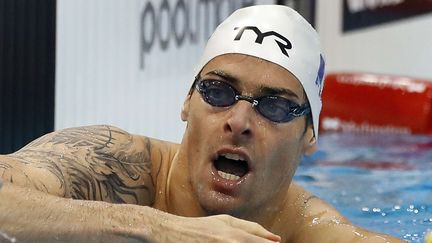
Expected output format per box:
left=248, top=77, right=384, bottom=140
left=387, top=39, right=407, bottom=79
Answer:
left=210, top=163, right=250, bottom=195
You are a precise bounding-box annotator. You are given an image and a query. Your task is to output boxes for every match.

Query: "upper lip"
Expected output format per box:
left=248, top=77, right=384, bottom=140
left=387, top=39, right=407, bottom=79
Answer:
left=213, top=147, right=254, bottom=172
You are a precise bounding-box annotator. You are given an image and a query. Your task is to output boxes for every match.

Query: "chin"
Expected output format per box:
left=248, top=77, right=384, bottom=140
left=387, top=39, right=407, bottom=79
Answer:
left=196, top=189, right=255, bottom=217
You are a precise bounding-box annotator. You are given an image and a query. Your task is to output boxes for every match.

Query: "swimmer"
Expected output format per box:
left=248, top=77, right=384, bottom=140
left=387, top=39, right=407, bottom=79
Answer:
left=0, top=5, right=404, bottom=243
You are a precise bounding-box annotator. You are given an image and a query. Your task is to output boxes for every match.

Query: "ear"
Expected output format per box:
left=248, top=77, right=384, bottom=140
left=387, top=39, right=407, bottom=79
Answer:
left=181, top=94, right=192, bottom=121
left=302, top=125, right=317, bottom=156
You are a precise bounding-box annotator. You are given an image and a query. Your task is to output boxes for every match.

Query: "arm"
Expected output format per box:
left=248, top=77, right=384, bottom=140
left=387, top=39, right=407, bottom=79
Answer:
left=0, top=125, right=156, bottom=241
left=0, top=183, right=280, bottom=242
left=0, top=182, right=155, bottom=242
left=0, top=125, right=280, bottom=242
left=0, top=125, right=154, bottom=204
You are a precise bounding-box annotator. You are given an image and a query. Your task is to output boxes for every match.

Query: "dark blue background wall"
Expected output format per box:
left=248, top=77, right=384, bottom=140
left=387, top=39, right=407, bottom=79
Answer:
left=0, top=0, right=56, bottom=154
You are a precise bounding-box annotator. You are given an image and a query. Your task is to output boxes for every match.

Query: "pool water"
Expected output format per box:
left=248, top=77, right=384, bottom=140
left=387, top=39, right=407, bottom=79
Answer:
left=295, top=133, right=432, bottom=242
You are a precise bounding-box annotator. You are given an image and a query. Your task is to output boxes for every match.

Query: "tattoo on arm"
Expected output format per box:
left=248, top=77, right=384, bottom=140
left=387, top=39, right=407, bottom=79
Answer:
left=1, top=125, right=155, bottom=205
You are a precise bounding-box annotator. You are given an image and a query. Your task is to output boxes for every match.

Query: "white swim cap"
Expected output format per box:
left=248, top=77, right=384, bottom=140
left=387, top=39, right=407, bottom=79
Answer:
left=196, top=5, right=325, bottom=138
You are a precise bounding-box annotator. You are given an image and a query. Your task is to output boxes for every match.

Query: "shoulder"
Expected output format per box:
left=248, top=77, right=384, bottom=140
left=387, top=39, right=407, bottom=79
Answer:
left=9, top=125, right=179, bottom=204
left=286, top=183, right=404, bottom=243
left=20, top=125, right=144, bottom=151
left=289, top=183, right=348, bottom=223
left=286, top=183, right=352, bottom=240
left=18, top=124, right=177, bottom=162
left=14, top=125, right=155, bottom=173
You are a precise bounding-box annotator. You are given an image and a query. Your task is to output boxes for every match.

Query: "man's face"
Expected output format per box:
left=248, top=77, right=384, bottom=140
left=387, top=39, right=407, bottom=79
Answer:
left=181, top=54, right=316, bottom=218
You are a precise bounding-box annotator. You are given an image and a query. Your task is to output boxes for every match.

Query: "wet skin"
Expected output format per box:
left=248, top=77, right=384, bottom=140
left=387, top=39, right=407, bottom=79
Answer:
left=0, top=54, right=405, bottom=242
left=157, top=53, right=316, bottom=229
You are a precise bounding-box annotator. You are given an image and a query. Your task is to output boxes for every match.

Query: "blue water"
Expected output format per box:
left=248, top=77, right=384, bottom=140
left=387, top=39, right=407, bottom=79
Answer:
left=295, top=133, right=432, bottom=242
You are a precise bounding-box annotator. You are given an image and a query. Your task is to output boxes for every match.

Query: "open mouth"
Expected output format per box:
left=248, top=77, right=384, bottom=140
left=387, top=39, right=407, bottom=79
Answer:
left=214, top=153, right=250, bottom=181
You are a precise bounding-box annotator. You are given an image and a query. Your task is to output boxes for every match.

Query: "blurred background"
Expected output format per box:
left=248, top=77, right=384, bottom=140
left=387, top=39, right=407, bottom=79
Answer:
left=1, top=0, right=432, bottom=153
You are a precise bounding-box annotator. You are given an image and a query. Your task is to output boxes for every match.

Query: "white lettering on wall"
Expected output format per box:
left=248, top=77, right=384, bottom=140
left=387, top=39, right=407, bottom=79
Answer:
left=347, top=0, right=405, bottom=13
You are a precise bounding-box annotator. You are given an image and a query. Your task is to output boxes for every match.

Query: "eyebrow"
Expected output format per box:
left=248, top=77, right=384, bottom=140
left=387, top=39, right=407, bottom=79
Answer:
left=203, top=69, right=300, bottom=99
left=204, top=70, right=239, bottom=85
left=258, top=86, right=300, bottom=99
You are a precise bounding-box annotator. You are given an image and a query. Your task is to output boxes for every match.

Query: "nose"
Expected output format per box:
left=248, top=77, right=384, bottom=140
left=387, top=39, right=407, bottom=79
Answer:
left=224, top=101, right=254, bottom=140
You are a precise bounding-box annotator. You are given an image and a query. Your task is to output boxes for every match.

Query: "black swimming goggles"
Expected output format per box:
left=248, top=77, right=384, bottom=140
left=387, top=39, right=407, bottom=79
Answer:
left=194, top=77, right=311, bottom=123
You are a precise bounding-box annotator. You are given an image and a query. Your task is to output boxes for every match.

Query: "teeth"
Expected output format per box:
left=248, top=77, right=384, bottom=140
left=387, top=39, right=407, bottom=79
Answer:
left=217, top=170, right=241, bottom=181
left=221, top=153, right=245, bottom=161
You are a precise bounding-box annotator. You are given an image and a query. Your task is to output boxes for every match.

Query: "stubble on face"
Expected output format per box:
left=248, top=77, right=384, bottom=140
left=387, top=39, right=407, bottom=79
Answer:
left=180, top=54, right=314, bottom=219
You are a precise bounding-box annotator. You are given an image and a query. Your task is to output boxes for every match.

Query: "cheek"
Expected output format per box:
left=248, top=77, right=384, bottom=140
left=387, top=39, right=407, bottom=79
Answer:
left=185, top=95, right=207, bottom=136
left=269, top=146, right=300, bottom=176
left=183, top=95, right=223, bottom=162
left=260, top=130, right=304, bottom=180
left=186, top=95, right=227, bottom=141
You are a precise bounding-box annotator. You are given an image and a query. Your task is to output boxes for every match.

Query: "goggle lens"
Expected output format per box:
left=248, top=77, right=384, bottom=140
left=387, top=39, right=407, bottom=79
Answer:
left=196, top=79, right=310, bottom=123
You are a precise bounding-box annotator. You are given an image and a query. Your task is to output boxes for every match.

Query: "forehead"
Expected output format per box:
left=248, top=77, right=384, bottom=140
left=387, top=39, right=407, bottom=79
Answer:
left=200, top=54, right=305, bottom=98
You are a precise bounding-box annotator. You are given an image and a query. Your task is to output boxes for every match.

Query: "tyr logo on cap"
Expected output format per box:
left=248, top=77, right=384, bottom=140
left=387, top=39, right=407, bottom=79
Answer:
left=234, top=26, right=292, bottom=57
